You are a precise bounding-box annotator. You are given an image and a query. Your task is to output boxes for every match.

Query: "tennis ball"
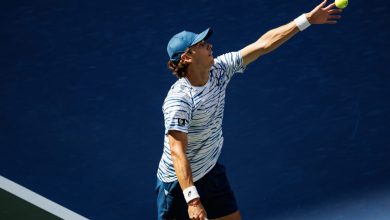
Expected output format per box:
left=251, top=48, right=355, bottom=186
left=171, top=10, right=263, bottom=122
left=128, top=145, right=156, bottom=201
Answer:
left=335, top=0, right=348, bottom=9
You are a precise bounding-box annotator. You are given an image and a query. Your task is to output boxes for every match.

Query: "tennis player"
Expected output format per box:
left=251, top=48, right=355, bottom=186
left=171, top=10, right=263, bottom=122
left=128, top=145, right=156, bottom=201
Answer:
left=156, top=1, right=342, bottom=219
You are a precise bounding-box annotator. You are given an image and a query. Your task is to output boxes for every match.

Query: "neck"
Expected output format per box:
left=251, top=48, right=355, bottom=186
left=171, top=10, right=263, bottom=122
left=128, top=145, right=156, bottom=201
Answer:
left=186, top=65, right=210, bottom=87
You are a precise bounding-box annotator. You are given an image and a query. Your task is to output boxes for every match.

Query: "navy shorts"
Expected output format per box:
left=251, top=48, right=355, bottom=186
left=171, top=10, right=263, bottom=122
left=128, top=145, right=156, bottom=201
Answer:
left=156, top=163, right=238, bottom=220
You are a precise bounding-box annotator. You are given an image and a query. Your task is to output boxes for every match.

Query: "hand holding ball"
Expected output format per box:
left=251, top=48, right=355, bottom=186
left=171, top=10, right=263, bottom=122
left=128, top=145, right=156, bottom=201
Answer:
left=335, top=0, right=348, bottom=9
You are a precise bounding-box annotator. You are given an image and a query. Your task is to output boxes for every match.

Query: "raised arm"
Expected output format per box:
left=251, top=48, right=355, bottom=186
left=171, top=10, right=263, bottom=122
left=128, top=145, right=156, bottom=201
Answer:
left=241, top=0, right=342, bottom=66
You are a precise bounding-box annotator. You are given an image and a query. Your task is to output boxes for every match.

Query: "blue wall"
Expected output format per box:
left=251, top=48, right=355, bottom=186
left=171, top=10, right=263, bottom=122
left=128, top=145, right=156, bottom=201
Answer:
left=1, top=0, right=389, bottom=219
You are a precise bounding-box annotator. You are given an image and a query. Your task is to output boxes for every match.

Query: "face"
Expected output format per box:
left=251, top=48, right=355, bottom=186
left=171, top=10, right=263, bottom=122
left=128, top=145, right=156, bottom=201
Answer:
left=188, top=40, right=214, bottom=69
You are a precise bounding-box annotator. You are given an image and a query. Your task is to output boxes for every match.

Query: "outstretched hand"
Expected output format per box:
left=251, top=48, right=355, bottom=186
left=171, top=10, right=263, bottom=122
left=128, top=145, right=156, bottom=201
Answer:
left=307, top=0, right=343, bottom=24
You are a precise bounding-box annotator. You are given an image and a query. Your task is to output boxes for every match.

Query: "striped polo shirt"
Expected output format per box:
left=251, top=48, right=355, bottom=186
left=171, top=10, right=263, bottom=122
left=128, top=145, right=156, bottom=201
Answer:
left=157, top=51, right=246, bottom=183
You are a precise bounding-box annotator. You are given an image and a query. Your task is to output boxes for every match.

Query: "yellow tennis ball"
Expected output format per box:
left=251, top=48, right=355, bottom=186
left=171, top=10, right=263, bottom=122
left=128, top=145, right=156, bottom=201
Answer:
left=335, top=0, right=348, bottom=9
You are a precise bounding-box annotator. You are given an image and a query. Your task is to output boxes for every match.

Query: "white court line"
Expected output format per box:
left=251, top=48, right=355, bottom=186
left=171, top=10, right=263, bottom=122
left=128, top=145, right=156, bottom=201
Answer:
left=0, top=175, right=89, bottom=220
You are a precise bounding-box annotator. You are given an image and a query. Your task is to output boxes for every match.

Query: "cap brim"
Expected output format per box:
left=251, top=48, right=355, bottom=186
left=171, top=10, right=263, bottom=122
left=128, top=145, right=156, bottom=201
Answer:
left=191, top=28, right=213, bottom=46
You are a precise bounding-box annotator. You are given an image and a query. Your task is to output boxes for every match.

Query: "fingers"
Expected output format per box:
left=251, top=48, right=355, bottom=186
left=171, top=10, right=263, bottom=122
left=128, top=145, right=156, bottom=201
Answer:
left=326, top=20, right=338, bottom=24
left=188, top=207, right=207, bottom=220
left=189, top=214, right=207, bottom=220
left=329, top=15, right=341, bottom=19
left=326, top=7, right=342, bottom=24
left=329, top=9, right=343, bottom=14
left=198, top=213, right=207, bottom=220
left=200, top=210, right=207, bottom=220
left=324, top=2, right=336, bottom=10
left=325, top=14, right=341, bottom=24
left=319, top=0, right=328, bottom=8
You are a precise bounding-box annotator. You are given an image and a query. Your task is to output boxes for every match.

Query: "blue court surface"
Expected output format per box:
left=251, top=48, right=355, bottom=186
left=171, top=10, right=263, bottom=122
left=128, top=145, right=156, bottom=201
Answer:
left=1, top=0, right=390, bottom=219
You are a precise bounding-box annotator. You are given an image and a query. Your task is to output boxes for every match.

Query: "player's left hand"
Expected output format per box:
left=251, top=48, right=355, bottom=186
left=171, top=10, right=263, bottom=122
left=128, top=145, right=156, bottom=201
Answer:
left=306, top=0, right=343, bottom=24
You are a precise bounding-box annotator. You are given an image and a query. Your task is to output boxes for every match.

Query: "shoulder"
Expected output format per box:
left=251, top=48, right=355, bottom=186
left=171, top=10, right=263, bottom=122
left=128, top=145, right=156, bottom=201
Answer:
left=163, top=79, right=193, bottom=108
left=212, top=51, right=242, bottom=68
left=167, top=79, right=192, bottom=99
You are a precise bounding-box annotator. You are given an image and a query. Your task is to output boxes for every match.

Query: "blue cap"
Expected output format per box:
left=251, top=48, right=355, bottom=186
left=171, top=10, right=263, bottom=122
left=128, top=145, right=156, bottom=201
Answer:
left=167, top=28, right=213, bottom=63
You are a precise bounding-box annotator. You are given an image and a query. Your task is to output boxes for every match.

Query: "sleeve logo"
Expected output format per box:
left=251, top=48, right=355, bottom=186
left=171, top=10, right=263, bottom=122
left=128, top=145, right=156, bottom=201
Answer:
left=178, top=118, right=186, bottom=126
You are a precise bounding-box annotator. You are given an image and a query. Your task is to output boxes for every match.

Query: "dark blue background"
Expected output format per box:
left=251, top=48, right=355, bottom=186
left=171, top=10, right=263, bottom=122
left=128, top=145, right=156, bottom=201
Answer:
left=1, top=0, right=389, bottom=219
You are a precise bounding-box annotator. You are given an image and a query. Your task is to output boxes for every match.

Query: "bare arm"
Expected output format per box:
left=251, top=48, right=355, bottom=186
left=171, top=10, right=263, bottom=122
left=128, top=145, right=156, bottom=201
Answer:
left=168, top=130, right=207, bottom=220
left=240, top=21, right=299, bottom=66
left=241, top=0, right=342, bottom=66
left=168, top=130, right=193, bottom=189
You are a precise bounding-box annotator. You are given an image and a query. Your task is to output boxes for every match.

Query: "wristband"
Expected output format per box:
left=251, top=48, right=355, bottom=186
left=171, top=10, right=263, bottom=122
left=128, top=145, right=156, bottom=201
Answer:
left=183, top=186, right=200, bottom=203
left=294, top=14, right=311, bottom=31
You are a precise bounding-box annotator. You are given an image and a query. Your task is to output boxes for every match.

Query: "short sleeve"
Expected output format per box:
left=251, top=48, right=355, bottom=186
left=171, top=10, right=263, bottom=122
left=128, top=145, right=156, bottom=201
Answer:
left=162, top=91, right=192, bottom=134
left=213, top=51, right=246, bottom=81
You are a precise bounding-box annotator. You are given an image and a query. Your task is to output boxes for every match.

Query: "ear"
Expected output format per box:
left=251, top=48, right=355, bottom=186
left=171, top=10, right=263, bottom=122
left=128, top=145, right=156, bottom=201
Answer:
left=180, top=52, right=192, bottom=64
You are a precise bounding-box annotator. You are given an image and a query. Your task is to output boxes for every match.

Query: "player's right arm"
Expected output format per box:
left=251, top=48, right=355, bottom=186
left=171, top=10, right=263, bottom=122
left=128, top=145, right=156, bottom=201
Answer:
left=168, top=130, right=207, bottom=220
left=168, top=130, right=193, bottom=190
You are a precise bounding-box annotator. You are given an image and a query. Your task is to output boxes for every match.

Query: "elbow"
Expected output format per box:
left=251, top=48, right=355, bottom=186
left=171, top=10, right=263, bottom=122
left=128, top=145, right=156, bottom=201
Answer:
left=261, top=42, right=273, bottom=54
left=170, top=144, right=185, bottom=162
left=255, top=32, right=277, bottom=54
left=256, top=30, right=286, bottom=54
left=253, top=40, right=272, bottom=55
left=170, top=148, right=180, bottom=161
left=167, top=130, right=188, bottom=163
left=257, top=33, right=277, bottom=54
